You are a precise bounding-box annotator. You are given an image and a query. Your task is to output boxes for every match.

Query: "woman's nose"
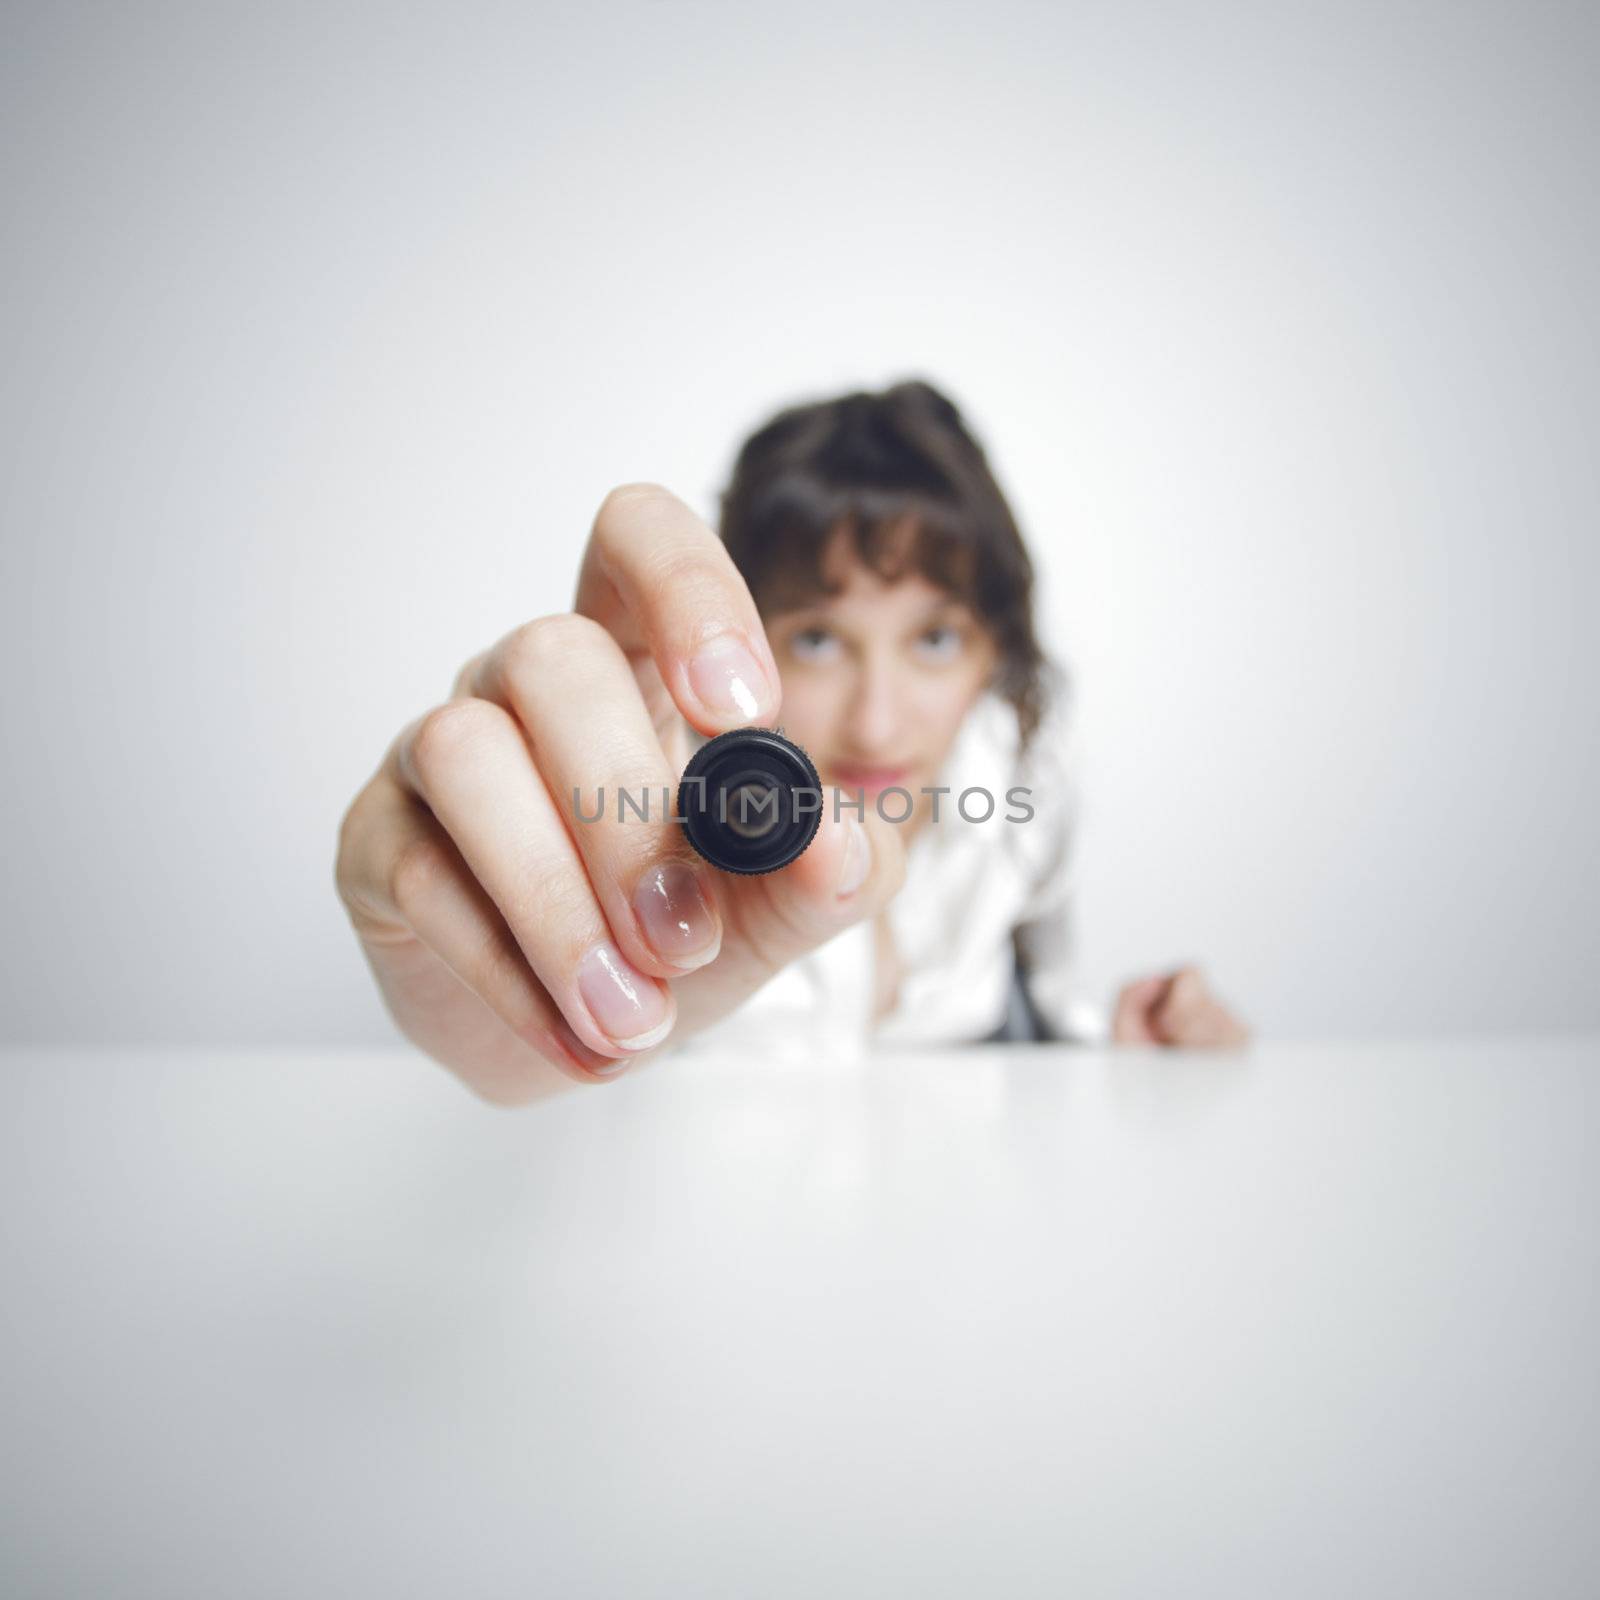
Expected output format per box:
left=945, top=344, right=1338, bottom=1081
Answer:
left=844, top=659, right=904, bottom=751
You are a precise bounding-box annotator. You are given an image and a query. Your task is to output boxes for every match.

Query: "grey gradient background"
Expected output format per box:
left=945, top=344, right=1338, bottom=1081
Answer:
left=2, top=0, right=1596, bottom=1046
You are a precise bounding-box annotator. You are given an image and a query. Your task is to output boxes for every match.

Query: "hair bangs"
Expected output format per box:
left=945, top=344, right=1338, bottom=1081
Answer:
left=733, top=477, right=984, bottom=615
left=718, top=379, right=1053, bottom=749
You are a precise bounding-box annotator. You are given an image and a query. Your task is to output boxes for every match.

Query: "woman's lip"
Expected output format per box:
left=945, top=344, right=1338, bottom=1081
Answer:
left=830, top=764, right=914, bottom=793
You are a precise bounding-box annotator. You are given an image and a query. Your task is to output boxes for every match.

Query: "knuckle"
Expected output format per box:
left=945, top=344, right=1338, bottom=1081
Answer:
left=333, top=792, right=366, bottom=890
left=387, top=832, right=451, bottom=921
left=499, top=611, right=611, bottom=679
left=409, top=697, right=507, bottom=776
left=333, top=786, right=389, bottom=925
left=334, top=838, right=365, bottom=920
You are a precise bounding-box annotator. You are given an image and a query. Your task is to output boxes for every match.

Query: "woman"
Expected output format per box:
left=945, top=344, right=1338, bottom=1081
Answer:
left=334, top=380, right=1248, bottom=1104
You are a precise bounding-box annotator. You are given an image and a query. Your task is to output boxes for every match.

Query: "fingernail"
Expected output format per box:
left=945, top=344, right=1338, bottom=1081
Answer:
left=836, top=817, right=870, bottom=897
left=687, top=633, right=773, bottom=722
left=576, top=942, right=673, bottom=1050
left=633, top=861, right=721, bottom=970
left=545, top=1020, right=632, bottom=1079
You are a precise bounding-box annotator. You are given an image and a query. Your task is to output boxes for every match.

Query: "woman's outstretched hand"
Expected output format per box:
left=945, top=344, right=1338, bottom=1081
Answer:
left=1111, top=967, right=1251, bottom=1048
left=334, top=484, right=906, bottom=1104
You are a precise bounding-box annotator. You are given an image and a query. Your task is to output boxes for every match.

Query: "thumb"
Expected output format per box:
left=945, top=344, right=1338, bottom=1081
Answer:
left=1112, top=973, right=1175, bottom=1044
left=712, top=799, right=907, bottom=992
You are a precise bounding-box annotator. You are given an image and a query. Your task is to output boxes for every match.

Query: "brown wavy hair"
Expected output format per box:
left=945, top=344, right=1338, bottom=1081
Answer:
left=717, top=379, right=1053, bottom=752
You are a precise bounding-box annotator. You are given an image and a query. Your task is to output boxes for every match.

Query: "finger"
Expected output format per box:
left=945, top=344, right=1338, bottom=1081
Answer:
left=1151, top=967, right=1209, bottom=1044
left=466, top=611, right=724, bottom=980
left=575, top=483, right=782, bottom=735
left=1155, top=997, right=1241, bottom=1047
left=1112, top=975, right=1171, bottom=1044
left=681, top=796, right=907, bottom=1021
left=1151, top=967, right=1250, bottom=1048
left=337, top=776, right=623, bottom=1090
left=389, top=695, right=676, bottom=1060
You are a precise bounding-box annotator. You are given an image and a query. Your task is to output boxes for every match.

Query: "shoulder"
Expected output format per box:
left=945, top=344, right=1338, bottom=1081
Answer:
left=941, top=660, right=1075, bottom=792
left=979, top=661, right=1079, bottom=836
left=918, top=664, right=1077, bottom=898
left=999, top=663, right=1079, bottom=907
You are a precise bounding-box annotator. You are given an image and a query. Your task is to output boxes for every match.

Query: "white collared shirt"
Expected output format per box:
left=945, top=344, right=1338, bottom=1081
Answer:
left=678, top=685, right=1106, bottom=1059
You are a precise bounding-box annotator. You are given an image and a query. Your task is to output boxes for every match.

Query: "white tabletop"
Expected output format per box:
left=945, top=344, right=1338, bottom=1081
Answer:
left=2, top=1037, right=1596, bottom=1598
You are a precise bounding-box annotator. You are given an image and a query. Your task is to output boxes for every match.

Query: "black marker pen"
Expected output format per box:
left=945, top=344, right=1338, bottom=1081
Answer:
left=677, top=727, right=823, bottom=875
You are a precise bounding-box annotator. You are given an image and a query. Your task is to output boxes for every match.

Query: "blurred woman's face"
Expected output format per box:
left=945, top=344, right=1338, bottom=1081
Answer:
left=763, top=537, right=999, bottom=834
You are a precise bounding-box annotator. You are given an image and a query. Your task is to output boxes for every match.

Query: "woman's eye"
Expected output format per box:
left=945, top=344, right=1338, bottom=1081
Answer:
left=788, top=626, right=840, bottom=663
left=914, top=624, right=962, bottom=662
